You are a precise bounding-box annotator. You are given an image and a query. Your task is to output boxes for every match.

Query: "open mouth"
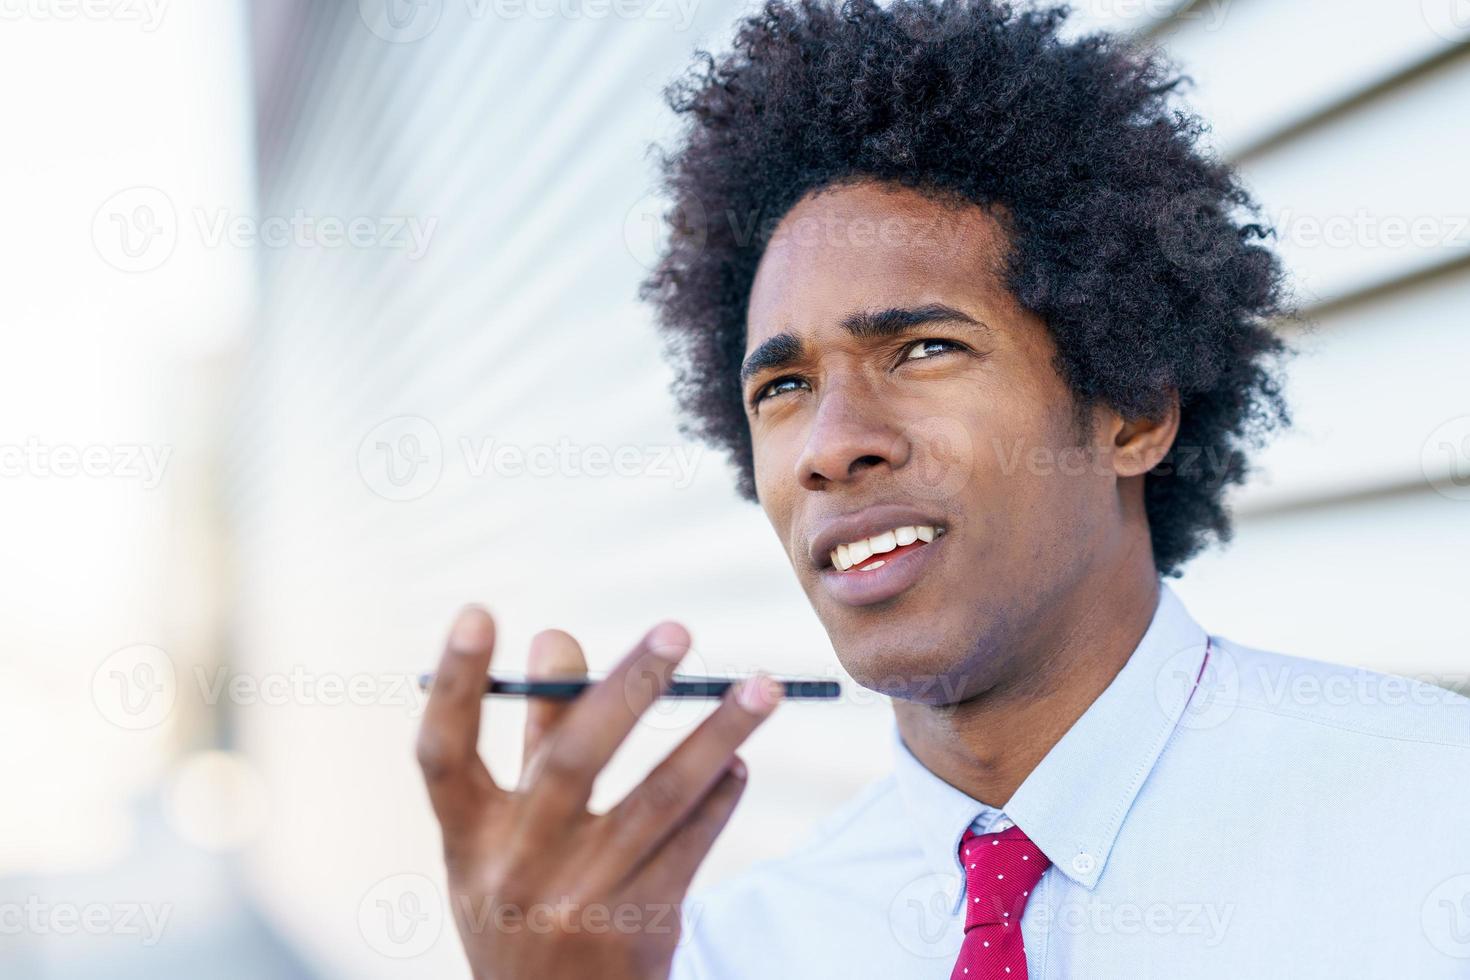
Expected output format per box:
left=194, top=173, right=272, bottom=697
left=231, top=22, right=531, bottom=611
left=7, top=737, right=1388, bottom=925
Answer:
left=828, top=524, right=945, bottom=572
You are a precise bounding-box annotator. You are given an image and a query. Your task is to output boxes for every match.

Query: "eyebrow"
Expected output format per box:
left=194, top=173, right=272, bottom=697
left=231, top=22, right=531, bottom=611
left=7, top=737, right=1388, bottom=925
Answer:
left=739, top=303, right=987, bottom=384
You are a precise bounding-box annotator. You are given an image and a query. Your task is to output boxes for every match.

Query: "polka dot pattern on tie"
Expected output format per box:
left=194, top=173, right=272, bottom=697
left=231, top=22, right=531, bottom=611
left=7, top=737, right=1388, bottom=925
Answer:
left=949, top=824, right=1051, bottom=980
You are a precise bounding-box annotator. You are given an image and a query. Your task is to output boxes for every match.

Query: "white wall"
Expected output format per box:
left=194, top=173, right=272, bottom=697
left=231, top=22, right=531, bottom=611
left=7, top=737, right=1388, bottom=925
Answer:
left=231, top=2, right=1470, bottom=976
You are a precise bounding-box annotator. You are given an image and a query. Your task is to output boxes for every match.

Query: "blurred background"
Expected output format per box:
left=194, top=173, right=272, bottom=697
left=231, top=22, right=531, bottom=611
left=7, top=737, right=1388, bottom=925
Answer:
left=2, top=0, right=1467, bottom=975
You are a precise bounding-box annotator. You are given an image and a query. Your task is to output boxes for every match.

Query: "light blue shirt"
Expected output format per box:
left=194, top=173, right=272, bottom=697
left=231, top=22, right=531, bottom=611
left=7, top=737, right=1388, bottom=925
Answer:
left=672, top=582, right=1470, bottom=978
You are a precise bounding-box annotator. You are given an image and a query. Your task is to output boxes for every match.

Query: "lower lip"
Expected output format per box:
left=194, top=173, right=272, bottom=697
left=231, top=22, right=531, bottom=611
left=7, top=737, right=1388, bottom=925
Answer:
left=819, top=536, right=943, bottom=607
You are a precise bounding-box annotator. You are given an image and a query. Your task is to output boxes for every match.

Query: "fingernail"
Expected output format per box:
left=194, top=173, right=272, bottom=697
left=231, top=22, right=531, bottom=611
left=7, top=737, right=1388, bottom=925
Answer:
left=450, top=606, right=492, bottom=654
left=728, top=757, right=748, bottom=781
left=647, top=621, right=690, bottom=661
left=737, top=673, right=783, bottom=713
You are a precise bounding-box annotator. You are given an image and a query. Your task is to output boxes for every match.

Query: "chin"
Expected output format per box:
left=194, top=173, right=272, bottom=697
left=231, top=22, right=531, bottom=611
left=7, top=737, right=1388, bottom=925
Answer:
left=826, top=618, right=978, bottom=705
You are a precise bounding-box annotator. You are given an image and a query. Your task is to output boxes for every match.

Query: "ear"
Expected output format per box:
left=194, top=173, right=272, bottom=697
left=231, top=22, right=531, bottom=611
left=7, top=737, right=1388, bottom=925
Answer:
left=1109, top=389, right=1181, bottom=479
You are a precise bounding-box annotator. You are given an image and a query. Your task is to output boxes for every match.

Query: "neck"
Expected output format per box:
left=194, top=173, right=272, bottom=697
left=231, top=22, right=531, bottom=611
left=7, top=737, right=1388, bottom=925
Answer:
left=892, top=555, right=1161, bottom=809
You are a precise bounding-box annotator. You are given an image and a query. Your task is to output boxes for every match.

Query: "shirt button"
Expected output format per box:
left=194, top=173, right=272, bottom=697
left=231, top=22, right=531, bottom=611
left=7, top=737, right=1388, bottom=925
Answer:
left=1071, top=853, right=1096, bottom=875
left=995, top=818, right=1013, bottom=832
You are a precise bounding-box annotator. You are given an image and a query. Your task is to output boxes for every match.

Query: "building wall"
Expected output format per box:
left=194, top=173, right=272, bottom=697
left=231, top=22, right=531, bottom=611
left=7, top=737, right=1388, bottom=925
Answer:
left=235, top=2, right=1470, bottom=975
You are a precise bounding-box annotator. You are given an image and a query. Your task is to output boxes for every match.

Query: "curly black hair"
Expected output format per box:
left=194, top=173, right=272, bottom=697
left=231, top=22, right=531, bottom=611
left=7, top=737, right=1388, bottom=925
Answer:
left=640, top=0, right=1291, bottom=576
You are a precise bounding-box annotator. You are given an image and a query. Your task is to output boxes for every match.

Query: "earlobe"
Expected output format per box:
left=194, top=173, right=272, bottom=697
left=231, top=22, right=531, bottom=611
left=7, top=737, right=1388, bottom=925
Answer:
left=1112, top=390, right=1181, bottom=478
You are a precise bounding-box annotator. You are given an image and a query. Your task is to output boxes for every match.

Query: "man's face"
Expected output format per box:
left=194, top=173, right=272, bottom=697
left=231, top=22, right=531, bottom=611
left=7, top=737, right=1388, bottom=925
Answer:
left=743, top=181, right=1129, bottom=703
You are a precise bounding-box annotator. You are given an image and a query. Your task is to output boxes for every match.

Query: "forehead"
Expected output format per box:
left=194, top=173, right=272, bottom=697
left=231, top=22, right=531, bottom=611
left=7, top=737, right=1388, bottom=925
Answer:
left=745, top=181, right=1011, bottom=350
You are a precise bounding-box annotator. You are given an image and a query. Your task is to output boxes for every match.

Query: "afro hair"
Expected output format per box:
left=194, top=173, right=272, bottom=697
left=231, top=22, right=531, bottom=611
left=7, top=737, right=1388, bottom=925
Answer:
left=640, top=0, right=1291, bottom=576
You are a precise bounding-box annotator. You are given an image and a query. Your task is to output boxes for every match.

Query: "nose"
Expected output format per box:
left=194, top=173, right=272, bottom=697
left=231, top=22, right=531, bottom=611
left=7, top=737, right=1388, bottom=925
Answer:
left=795, top=381, right=911, bottom=490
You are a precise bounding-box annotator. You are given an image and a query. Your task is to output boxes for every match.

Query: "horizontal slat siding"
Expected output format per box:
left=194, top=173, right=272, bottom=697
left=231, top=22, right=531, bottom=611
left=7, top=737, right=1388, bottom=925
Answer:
left=1235, top=260, right=1470, bottom=513
left=1229, top=46, right=1470, bottom=308
left=1175, top=484, right=1470, bottom=682
left=1152, top=0, right=1470, bottom=155
left=234, top=2, right=1468, bottom=975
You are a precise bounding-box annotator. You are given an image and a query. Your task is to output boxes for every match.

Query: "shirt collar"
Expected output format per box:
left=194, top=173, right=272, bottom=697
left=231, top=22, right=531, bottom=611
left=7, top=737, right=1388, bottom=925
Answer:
left=891, top=580, right=1209, bottom=896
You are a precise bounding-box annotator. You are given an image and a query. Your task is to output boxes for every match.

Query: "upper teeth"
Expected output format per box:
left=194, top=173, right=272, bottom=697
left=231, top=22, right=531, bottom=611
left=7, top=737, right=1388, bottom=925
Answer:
left=830, top=525, right=940, bottom=571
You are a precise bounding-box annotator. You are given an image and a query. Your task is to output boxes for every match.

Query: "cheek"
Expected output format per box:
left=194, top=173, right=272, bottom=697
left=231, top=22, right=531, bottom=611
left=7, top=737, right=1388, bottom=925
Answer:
left=1002, top=419, right=1112, bottom=544
left=948, top=386, right=1099, bottom=517
left=905, top=412, right=983, bottom=505
left=751, top=426, right=798, bottom=526
left=750, top=425, right=782, bottom=493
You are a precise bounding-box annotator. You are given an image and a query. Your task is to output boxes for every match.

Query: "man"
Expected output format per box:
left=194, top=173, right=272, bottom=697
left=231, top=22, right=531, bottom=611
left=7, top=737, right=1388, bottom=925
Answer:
left=415, top=1, right=1470, bottom=977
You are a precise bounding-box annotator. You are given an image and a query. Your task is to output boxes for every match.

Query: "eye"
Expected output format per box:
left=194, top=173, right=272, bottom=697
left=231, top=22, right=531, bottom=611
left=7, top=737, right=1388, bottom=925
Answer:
left=902, top=338, right=966, bottom=361
left=753, top=376, right=809, bottom=405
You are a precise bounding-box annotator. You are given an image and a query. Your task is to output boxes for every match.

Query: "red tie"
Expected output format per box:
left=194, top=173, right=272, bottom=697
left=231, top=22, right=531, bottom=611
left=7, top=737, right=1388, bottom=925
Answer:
left=950, top=824, right=1051, bottom=980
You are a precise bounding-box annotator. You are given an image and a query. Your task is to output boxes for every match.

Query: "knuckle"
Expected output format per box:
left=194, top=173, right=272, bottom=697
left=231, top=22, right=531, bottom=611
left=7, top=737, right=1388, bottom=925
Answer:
left=494, top=875, right=533, bottom=911
left=638, top=768, right=689, bottom=814
left=540, top=731, right=596, bottom=775
left=415, top=730, right=459, bottom=780
left=539, top=737, right=593, bottom=785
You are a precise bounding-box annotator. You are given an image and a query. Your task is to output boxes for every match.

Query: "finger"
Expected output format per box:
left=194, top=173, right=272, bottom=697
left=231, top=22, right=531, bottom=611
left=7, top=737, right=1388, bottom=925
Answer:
left=596, top=675, right=780, bottom=881
left=523, top=621, right=691, bottom=818
left=619, top=756, right=748, bottom=902
left=417, top=606, right=502, bottom=829
left=520, top=629, right=588, bottom=779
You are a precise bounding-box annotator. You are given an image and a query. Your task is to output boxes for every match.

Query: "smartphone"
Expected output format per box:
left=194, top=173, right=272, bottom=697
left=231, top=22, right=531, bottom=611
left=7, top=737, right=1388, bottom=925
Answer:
left=417, top=673, right=842, bottom=700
